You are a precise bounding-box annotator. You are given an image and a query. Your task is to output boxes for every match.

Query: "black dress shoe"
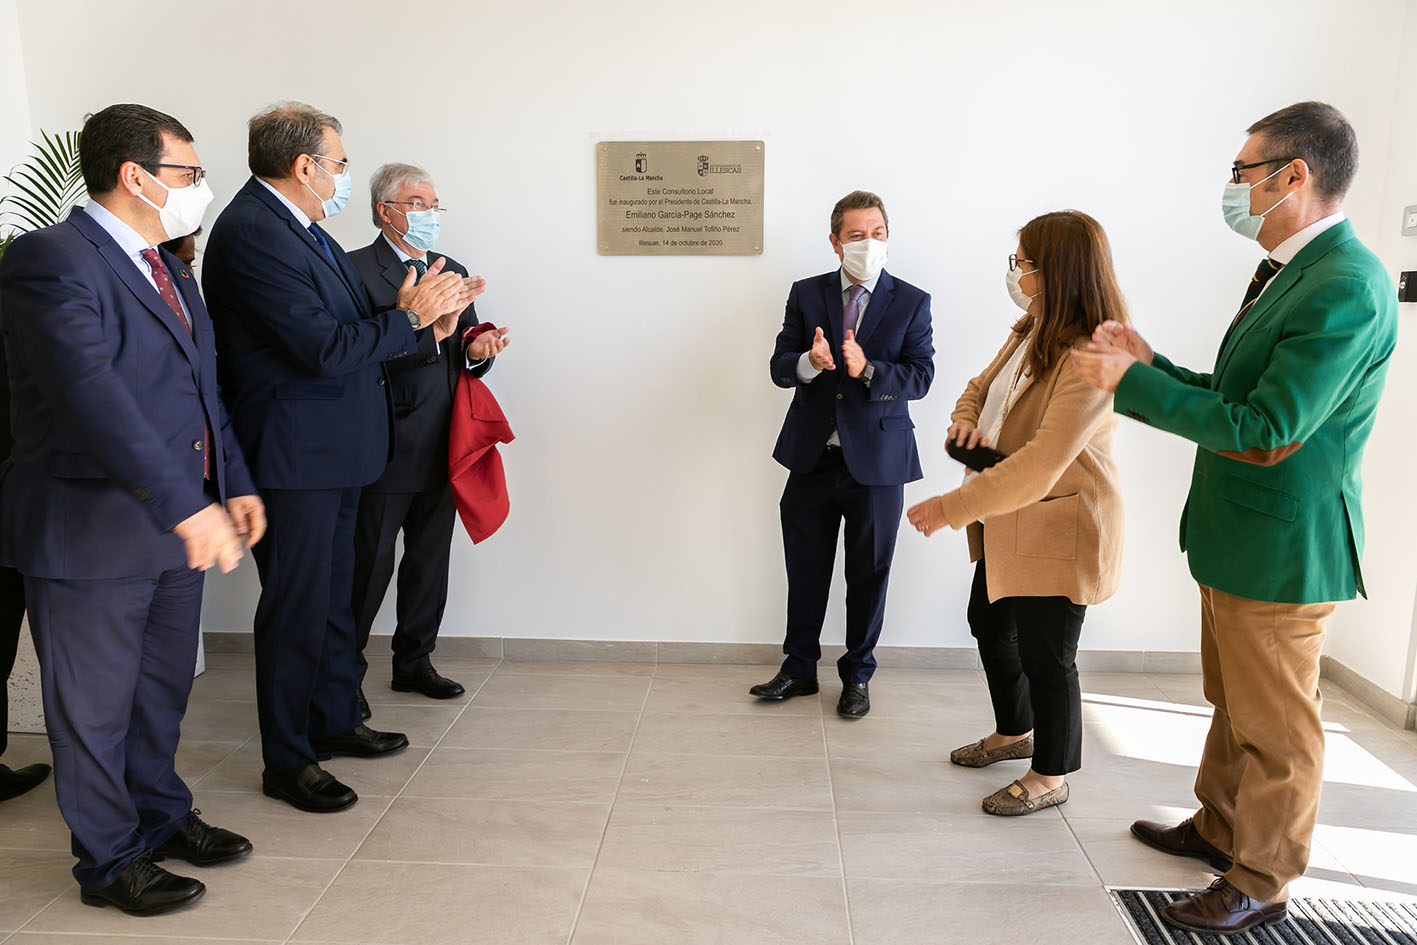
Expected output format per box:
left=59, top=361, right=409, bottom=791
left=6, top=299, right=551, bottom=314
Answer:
left=391, top=666, right=465, bottom=699
left=152, top=809, right=253, bottom=866
left=749, top=672, right=819, bottom=700
left=262, top=763, right=358, bottom=813
left=310, top=724, right=409, bottom=760
left=1162, top=877, right=1287, bottom=934
left=80, top=850, right=205, bottom=916
left=358, top=687, right=371, bottom=721
left=838, top=682, right=870, bottom=718
left=1131, top=816, right=1234, bottom=872
left=0, top=762, right=51, bottom=802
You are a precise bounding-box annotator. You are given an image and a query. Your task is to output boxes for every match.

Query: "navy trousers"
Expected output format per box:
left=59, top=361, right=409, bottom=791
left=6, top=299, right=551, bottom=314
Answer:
left=1, top=564, right=24, bottom=756
left=351, top=483, right=457, bottom=684
left=24, top=567, right=201, bottom=890
left=251, top=487, right=363, bottom=772
left=779, top=446, right=903, bottom=684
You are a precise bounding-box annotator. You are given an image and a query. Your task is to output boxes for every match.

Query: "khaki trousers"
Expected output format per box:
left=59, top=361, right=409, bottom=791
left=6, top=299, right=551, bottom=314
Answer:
left=1191, top=583, right=1334, bottom=902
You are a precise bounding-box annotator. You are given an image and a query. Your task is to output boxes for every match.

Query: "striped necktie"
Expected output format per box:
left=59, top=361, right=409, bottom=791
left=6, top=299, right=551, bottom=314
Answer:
left=1229, top=257, right=1284, bottom=332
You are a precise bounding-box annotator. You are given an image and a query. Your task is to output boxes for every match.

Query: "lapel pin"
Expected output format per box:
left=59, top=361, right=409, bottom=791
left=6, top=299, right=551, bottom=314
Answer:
left=179, top=270, right=191, bottom=279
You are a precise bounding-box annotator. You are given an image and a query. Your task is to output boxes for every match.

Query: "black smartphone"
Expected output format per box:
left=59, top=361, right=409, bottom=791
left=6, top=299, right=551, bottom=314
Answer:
left=946, top=439, right=1007, bottom=472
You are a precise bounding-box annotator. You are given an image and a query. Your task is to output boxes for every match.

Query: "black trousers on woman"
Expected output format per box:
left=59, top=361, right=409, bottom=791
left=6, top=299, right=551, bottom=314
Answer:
left=966, top=559, right=1087, bottom=777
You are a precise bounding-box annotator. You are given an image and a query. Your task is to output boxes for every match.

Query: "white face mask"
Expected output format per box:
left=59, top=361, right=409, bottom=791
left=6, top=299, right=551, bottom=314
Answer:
left=839, top=237, right=888, bottom=283
left=1221, top=163, right=1293, bottom=241
left=137, top=169, right=214, bottom=241
left=1006, top=264, right=1038, bottom=311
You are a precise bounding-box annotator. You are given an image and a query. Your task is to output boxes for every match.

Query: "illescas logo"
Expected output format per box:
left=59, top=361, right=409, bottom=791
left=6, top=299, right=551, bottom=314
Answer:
left=696, top=154, right=742, bottom=176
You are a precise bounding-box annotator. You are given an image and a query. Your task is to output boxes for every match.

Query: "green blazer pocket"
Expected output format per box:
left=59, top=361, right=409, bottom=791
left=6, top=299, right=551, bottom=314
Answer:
left=1218, top=474, right=1299, bottom=523
left=1016, top=493, right=1078, bottom=559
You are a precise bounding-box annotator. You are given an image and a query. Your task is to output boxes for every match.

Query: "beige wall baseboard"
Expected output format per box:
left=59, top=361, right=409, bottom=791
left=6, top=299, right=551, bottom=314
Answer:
left=1321, top=655, right=1417, bottom=731
left=201, top=633, right=1415, bottom=731
left=202, top=631, right=1200, bottom=674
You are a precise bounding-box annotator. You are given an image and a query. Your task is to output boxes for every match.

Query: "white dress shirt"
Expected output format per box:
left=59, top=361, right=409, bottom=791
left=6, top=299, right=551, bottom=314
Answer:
left=256, top=177, right=313, bottom=229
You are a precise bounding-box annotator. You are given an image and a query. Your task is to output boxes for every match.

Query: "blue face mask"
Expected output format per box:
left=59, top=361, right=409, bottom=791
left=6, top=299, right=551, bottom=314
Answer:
left=399, top=208, right=440, bottom=253
left=1221, top=164, right=1292, bottom=241
left=305, top=156, right=352, bottom=220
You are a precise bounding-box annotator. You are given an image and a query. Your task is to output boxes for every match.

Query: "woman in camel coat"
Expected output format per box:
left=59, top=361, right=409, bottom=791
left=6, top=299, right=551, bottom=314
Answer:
left=907, top=209, right=1126, bottom=816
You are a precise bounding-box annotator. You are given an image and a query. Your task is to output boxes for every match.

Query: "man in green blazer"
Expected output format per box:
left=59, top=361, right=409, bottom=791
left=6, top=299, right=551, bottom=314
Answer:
left=1073, top=101, right=1397, bottom=936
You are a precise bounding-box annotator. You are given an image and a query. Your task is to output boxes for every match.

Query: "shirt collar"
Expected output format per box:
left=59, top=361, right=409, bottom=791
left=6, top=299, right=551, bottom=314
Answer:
left=1269, top=211, right=1345, bottom=266
left=839, top=268, right=881, bottom=296
left=257, top=176, right=313, bottom=229
left=82, top=199, right=153, bottom=259
left=382, top=232, right=426, bottom=264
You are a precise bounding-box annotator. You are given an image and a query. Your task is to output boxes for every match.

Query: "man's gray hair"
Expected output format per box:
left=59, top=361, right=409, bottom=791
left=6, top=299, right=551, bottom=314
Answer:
left=370, top=162, right=435, bottom=227
left=248, top=101, right=342, bottom=179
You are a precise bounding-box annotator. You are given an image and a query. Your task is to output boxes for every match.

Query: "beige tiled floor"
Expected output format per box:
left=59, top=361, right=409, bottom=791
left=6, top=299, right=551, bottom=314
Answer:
left=2, top=655, right=1416, bottom=945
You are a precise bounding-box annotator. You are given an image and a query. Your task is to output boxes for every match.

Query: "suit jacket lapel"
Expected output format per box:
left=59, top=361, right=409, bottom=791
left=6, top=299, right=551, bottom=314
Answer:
left=244, top=177, right=368, bottom=315
left=821, top=271, right=845, bottom=349
left=374, top=237, right=410, bottom=294
left=855, top=270, right=894, bottom=346
left=66, top=209, right=199, bottom=366
left=1213, top=221, right=1355, bottom=381
left=323, top=227, right=371, bottom=315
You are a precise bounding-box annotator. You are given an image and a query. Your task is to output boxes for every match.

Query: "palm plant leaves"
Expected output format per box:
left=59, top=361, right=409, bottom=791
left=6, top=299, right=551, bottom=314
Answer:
left=1, top=130, right=85, bottom=236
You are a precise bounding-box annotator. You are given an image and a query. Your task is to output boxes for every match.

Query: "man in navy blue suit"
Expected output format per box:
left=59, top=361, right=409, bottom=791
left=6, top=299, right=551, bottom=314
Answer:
left=203, top=103, right=473, bottom=813
left=0, top=104, right=260, bottom=914
left=752, top=190, right=934, bottom=718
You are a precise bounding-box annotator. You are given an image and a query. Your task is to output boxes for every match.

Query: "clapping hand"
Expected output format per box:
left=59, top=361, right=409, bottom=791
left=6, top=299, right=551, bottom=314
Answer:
left=842, top=330, right=867, bottom=379
left=468, top=326, right=511, bottom=360
left=808, top=327, right=835, bottom=371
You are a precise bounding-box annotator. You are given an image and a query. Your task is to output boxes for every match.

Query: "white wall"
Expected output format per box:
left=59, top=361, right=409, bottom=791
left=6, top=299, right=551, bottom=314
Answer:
left=9, top=0, right=1415, bottom=665
left=0, top=0, right=31, bottom=194
left=1326, top=0, right=1417, bottom=701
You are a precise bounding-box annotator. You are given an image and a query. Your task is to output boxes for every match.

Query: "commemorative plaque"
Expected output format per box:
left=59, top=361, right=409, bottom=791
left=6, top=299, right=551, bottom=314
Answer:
left=597, top=140, right=764, bottom=255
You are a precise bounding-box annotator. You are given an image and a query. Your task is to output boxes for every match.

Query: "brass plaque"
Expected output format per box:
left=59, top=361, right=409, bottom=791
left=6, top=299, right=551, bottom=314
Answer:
left=597, top=140, right=764, bottom=255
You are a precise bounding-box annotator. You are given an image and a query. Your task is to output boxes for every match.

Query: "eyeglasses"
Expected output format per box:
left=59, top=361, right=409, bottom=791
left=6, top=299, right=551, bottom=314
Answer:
left=143, top=163, right=206, bottom=186
left=1008, top=254, right=1037, bottom=272
left=1230, top=157, right=1296, bottom=184
left=309, top=154, right=350, bottom=174
left=382, top=199, right=446, bottom=213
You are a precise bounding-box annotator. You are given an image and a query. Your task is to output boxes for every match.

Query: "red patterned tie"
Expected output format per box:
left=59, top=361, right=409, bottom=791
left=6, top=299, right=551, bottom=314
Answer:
left=140, top=248, right=211, bottom=479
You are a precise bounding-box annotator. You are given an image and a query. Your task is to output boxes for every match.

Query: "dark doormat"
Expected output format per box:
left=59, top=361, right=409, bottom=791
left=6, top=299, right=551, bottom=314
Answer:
left=1110, top=887, right=1417, bottom=944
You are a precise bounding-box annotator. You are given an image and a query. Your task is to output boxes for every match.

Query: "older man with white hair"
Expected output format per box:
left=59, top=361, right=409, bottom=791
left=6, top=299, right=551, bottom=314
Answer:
left=348, top=163, right=509, bottom=713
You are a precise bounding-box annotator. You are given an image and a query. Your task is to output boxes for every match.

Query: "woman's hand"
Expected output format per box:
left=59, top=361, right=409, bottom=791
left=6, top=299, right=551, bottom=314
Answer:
left=906, top=496, right=950, bottom=537
left=946, top=421, right=990, bottom=450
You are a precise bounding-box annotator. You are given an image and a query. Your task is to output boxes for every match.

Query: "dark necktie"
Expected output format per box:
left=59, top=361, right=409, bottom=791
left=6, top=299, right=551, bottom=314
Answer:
left=308, top=223, right=336, bottom=265
left=845, top=284, right=866, bottom=339
left=406, top=257, right=427, bottom=279
left=1229, top=257, right=1284, bottom=333
left=139, top=248, right=210, bottom=479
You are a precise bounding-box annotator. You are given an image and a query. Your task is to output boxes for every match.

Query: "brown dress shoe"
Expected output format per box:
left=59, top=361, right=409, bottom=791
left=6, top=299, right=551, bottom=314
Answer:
left=1162, top=877, right=1287, bottom=934
left=950, top=735, right=1034, bottom=767
left=1130, top=816, right=1233, bottom=872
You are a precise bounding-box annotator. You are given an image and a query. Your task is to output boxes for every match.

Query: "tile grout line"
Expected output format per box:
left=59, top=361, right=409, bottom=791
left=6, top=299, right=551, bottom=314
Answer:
left=274, top=656, right=503, bottom=945
left=822, top=691, right=858, bottom=945
left=562, top=663, right=658, bottom=945
left=1058, top=807, right=1113, bottom=892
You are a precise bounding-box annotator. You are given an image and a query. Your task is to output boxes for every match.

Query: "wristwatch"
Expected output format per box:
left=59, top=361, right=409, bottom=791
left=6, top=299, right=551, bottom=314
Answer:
left=861, top=361, right=875, bottom=386
left=402, top=308, right=421, bottom=330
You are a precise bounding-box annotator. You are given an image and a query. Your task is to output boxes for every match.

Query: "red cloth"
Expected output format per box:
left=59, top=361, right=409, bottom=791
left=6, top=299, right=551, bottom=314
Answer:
left=448, top=324, right=514, bottom=543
